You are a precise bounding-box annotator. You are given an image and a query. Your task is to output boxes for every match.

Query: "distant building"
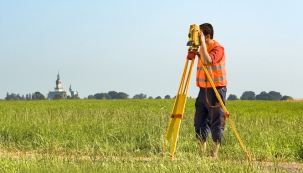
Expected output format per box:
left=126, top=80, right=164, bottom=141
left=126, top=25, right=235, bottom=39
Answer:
left=46, top=72, right=79, bottom=99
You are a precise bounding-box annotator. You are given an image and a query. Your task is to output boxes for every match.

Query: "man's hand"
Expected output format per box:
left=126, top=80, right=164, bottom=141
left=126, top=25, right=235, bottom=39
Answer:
left=198, top=30, right=212, bottom=65
left=198, top=31, right=205, bottom=45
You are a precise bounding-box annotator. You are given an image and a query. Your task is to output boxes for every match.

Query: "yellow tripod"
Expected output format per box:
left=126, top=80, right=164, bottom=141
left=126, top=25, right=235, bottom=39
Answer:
left=164, top=24, right=251, bottom=161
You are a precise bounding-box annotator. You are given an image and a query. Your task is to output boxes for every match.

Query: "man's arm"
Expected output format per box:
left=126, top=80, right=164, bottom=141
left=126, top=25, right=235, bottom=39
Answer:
left=209, top=46, right=224, bottom=63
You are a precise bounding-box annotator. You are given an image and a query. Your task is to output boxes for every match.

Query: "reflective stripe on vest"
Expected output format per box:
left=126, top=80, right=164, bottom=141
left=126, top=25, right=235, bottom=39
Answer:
left=196, top=76, right=227, bottom=83
left=196, top=40, right=227, bottom=88
left=197, top=65, right=226, bottom=71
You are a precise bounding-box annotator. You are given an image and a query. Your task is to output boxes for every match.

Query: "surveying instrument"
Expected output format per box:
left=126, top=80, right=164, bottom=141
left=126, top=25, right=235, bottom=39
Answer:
left=164, top=24, right=251, bottom=161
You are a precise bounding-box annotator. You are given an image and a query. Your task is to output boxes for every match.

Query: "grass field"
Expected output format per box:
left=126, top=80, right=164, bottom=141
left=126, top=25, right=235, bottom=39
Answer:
left=0, top=99, right=302, bottom=172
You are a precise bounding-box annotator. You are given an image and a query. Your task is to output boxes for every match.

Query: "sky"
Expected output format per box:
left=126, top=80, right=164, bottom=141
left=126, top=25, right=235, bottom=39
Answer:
left=1, top=0, right=303, bottom=99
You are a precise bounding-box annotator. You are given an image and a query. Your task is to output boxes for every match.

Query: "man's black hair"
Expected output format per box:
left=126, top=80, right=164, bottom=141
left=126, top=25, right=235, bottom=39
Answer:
left=199, top=23, right=214, bottom=39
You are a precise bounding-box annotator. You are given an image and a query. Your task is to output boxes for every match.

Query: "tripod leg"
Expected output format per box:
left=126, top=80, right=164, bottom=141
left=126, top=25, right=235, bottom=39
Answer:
left=164, top=57, right=195, bottom=160
left=201, top=64, right=251, bottom=161
left=169, top=118, right=181, bottom=160
left=164, top=56, right=188, bottom=144
left=164, top=94, right=184, bottom=144
left=165, top=118, right=176, bottom=142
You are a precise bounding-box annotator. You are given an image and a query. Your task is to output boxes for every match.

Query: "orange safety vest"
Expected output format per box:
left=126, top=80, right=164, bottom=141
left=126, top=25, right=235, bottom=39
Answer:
left=196, top=41, right=227, bottom=88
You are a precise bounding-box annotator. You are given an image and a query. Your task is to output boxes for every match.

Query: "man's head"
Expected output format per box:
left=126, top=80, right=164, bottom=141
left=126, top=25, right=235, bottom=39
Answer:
left=199, top=23, right=214, bottom=39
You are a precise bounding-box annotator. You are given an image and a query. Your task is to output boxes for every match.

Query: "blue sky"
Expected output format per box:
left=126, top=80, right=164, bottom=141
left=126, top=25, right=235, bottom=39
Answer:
left=1, top=1, right=303, bottom=99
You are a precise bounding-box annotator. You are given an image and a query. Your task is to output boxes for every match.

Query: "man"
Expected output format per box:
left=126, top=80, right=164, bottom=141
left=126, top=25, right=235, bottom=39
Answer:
left=194, top=23, right=227, bottom=157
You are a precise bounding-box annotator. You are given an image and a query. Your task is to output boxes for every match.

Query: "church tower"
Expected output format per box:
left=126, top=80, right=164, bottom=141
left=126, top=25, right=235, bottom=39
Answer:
left=54, top=72, right=63, bottom=91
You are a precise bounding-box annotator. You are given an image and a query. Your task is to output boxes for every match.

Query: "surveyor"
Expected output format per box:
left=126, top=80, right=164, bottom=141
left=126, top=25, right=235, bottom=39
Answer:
left=194, top=23, right=227, bottom=157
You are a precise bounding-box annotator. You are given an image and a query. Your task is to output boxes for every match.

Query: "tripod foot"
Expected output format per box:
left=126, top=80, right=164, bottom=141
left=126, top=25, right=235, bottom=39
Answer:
left=246, top=152, right=252, bottom=161
left=170, top=154, right=174, bottom=161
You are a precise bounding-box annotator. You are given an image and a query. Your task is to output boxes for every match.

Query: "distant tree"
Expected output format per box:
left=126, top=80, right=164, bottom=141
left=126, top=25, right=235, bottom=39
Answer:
left=5, top=93, right=22, bottom=100
left=164, top=95, right=171, bottom=99
left=227, top=94, right=239, bottom=100
left=88, top=95, right=95, bottom=99
left=148, top=96, right=153, bottom=99
left=280, top=95, right=294, bottom=101
left=94, top=93, right=110, bottom=99
left=118, top=92, right=129, bottom=99
left=155, top=96, right=162, bottom=99
left=93, top=91, right=128, bottom=99
left=9, top=93, right=15, bottom=100
left=15, top=94, right=21, bottom=100
left=133, top=93, right=147, bottom=99
left=108, top=91, right=119, bottom=99
left=240, top=91, right=256, bottom=100
left=268, top=91, right=282, bottom=100
left=256, top=91, right=274, bottom=100
left=5, top=92, right=10, bottom=100
left=32, top=92, right=45, bottom=100
left=4, top=93, right=25, bottom=100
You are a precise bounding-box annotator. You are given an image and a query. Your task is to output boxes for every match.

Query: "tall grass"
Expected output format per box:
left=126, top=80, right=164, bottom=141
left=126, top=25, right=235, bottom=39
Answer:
left=0, top=100, right=302, bottom=172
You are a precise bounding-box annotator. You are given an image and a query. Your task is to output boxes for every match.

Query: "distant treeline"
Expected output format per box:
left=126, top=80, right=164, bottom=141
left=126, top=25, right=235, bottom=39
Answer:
left=87, top=91, right=170, bottom=99
left=4, top=92, right=79, bottom=100
left=4, top=92, right=45, bottom=100
left=3, top=90, right=293, bottom=101
left=3, top=91, right=171, bottom=100
left=227, top=91, right=293, bottom=101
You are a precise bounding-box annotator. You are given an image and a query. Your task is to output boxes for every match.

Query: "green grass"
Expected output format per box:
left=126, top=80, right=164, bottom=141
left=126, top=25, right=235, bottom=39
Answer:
left=0, top=99, right=302, bottom=172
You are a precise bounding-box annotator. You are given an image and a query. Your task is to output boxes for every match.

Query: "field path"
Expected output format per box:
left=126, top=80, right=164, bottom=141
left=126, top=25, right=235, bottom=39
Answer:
left=0, top=149, right=302, bottom=172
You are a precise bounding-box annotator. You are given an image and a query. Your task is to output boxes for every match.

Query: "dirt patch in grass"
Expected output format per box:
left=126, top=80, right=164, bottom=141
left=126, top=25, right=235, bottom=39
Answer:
left=260, top=161, right=303, bottom=173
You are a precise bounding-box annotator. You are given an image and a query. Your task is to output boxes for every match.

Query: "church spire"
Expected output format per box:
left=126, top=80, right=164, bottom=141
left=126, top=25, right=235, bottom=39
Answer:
left=57, top=71, right=60, bottom=80
left=54, top=71, right=63, bottom=91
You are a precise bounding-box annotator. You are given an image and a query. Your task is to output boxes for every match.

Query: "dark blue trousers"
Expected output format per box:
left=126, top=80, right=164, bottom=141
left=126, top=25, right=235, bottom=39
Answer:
left=194, top=86, right=227, bottom=143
